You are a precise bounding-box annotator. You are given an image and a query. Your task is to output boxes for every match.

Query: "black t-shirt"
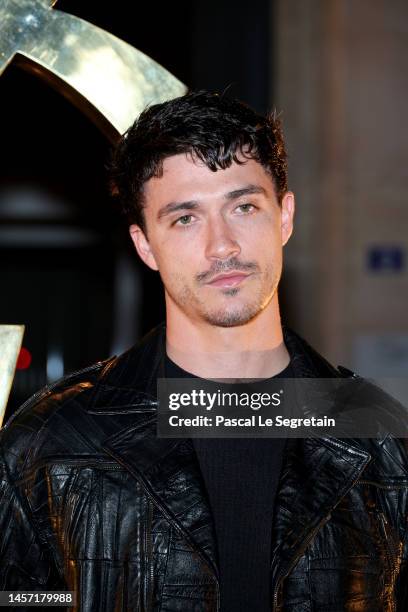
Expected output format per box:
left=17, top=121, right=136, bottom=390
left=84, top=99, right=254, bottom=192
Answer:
left=165, top=354, right=292, bottom=611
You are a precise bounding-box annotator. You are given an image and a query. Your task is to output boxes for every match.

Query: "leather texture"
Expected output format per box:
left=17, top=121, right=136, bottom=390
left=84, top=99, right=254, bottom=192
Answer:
left=0, top=323, right=407, bottom=611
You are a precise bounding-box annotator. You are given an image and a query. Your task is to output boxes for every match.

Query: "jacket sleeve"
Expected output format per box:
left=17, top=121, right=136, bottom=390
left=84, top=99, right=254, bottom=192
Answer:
left=0, top=454, right=53, bottom=590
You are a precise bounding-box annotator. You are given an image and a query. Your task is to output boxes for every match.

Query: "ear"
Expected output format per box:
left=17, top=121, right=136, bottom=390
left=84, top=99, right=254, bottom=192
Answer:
left=280, top=191, right=295, bottom=246
left=129, top=224, right=159, bottom=271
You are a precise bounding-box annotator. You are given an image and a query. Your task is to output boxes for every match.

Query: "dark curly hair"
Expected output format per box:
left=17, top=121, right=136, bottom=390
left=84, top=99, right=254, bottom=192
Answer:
left=109, top=90, right=288, bottom=233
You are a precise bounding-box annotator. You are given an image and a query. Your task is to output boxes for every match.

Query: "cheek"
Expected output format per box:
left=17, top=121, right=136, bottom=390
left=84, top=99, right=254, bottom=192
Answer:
left=153, top=244, right=198, bottom=285
left=159, top=232, right=202, bottom=264
left=244, top=223, right=282, bottom=255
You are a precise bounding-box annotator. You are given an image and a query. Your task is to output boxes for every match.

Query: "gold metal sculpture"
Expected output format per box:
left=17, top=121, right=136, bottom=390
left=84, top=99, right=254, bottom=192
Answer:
left=0, top=1, right=187, bottom=424
left=0, top=0, right=187, bottom=141
left=0, top=326, right=24, bottom=427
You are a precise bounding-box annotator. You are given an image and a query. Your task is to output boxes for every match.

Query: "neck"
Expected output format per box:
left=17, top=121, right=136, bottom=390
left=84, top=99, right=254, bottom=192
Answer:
left=165, top=294, right=290, bottom=378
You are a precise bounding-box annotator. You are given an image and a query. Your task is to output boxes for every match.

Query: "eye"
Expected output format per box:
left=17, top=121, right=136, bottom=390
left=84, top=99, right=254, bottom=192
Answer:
left=236, top=203, right=256, bottom=214
left=174, top=214, right=194, bottom=226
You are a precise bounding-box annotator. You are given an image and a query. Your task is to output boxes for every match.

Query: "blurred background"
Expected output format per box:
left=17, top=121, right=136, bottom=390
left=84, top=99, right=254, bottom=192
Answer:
left=1, top=0, right=407, bottom=420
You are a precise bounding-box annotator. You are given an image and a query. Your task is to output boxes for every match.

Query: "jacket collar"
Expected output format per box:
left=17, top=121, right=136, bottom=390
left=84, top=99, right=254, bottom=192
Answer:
left=91, top=323, right=371, bottom=590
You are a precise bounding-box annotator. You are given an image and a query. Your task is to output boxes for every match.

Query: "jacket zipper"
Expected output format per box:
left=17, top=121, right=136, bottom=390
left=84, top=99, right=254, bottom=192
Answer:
left=359, top=480, right=407, bottom=490
left=64, top=463, right=122, bottom=470
left=272, top=512, right=332, bottom=611
left=16, top=460, right=123, bottom=483
left=144, top=500, right=154, bottom=611
left=361, top=472, right=404, bottom=597
left=379, top=513, right=399, bottom=612
left=380, top=513, right=400, bottom=573
left=351, top=480, right=403, bottom=581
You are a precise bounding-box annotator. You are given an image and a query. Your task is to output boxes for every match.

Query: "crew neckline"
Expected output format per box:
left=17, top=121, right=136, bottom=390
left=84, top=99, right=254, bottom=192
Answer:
left=165, top=353, right=294, bottom=380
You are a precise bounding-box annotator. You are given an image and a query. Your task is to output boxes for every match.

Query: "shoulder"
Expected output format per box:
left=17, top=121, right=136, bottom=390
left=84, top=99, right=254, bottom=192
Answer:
left=0, top=356, right=114, bottom=476
left=0, top=321, right=166, bottom=477
left=334, top=375, right=408, bottom=480
left=286, top=325, right=408, bottom=480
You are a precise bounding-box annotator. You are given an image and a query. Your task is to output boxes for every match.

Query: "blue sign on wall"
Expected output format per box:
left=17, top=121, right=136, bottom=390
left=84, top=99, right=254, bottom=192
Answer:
left=368, top=246, right=405, bottom=272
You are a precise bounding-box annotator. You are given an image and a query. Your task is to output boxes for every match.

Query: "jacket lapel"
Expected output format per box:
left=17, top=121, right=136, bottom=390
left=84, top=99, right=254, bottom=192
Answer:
left=269, top=325, right=372, bottom=599
left=270, top=435, right=371, bottom=601
left=103, top=418, right=219, bottom=580
left=97, top=324, right=219, bottom=580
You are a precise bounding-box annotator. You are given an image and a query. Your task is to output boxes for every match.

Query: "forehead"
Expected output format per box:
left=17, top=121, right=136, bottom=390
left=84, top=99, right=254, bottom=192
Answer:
left=143, top=153, right=276, bottom=208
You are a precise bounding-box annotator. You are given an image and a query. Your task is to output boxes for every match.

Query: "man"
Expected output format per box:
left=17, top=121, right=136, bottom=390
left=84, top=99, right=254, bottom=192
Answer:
left=0, top=91, right=407, bottom=611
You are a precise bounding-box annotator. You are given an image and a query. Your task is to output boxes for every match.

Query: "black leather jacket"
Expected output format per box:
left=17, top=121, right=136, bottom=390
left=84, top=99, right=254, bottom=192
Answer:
left=1, top=324, right=407, bottom=611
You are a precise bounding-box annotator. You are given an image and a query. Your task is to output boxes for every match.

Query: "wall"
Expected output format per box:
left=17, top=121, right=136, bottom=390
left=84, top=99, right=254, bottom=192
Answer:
left=275, top=0, right=408, bottom=374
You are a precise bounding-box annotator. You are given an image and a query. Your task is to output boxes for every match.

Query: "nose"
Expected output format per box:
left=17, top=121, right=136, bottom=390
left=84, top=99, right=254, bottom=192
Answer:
left=204, top=216, right=241, bottom=261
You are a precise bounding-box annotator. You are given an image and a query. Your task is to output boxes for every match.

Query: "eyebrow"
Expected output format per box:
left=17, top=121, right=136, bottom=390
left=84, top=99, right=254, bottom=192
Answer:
left=224, top=184, right=268, bottom=200
left=157, top=200, right=199, bottom=220
left=157, top=184, right=267, bottom=221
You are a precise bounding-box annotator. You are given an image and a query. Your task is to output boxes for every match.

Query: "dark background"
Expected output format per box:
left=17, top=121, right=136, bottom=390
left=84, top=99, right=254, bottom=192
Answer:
left=1, top=0, right=274, bottom=418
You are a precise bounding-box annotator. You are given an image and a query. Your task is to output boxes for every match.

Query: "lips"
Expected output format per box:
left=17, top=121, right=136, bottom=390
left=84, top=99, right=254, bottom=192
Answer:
left=206, top=272, right=251, bottom=288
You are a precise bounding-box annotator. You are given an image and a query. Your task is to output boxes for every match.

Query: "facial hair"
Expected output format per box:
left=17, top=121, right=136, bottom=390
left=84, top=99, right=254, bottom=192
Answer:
left=166, top=256, right=282, bottom=328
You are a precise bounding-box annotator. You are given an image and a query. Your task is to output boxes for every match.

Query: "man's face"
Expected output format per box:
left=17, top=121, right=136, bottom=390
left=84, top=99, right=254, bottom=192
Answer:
left=130, top=153, right=295, bottom=327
